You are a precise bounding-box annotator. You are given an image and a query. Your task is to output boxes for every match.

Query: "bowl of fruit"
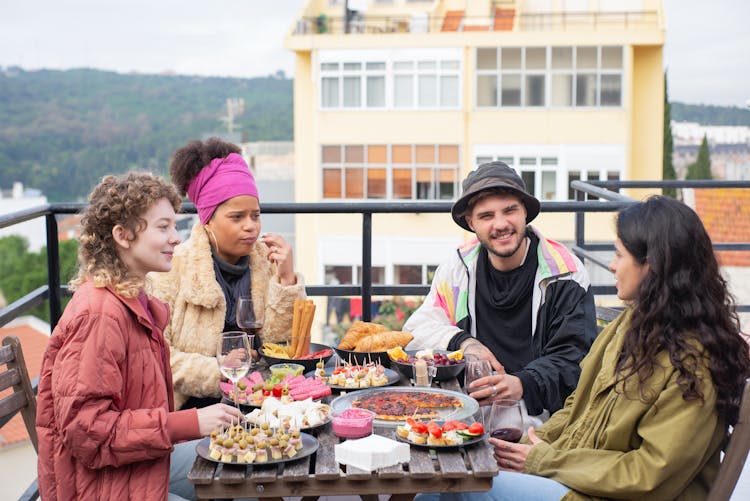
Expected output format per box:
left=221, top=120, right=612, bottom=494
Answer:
left=387, top=348, right=465, bottom=382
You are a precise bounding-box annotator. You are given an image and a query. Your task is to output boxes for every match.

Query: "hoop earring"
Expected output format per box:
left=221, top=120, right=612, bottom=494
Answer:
left=205, top=226, right=221, bottom=255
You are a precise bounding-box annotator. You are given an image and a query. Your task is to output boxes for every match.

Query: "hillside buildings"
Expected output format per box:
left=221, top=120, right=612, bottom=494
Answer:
left=284, top=0, right=666, bottom=326
left=672, top=121, right=750, bottom=180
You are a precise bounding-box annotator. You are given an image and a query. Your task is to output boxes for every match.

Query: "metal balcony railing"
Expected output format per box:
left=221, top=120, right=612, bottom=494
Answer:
left=292, top=10, right=658, bottom=36
left=1, top=180, right=749, bottom=331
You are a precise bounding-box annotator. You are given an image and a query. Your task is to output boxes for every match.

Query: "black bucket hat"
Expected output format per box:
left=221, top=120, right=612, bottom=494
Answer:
left=451, top=161, right=541, bottom=232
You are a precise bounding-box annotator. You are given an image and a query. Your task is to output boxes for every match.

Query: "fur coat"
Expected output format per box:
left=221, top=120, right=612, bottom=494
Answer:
left=149, top=223, right=305, bottom=409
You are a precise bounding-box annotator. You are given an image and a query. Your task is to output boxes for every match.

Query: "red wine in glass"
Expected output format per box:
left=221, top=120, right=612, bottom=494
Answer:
left=491, top=427, right=523, bottom=443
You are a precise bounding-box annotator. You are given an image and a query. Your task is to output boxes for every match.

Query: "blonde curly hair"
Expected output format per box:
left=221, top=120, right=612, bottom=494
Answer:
left=71, top=172, right=182, bottom=298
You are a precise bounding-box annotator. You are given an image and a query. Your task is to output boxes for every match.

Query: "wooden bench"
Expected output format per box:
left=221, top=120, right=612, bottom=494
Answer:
left=0, top=335, right=39, bottom=501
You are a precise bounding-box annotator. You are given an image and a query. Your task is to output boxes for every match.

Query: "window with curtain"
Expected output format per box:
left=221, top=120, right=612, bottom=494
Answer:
left=322, top=144, right=460, bottom=200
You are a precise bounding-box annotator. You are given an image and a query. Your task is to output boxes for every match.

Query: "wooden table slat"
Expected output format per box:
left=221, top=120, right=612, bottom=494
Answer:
left=405, top=446, right=437, bottom=479
left=217, top=463, right=247, bottom=484
left=280, top=455, right=312, bottom=482
left=466, top=440, right=500, bottom=478
left=187, top=457, right=217, bottom=486
left=436, top=449, right=469, bottom=479
left=248, top=463, right=279, bottom=483
left=312, top=426, right=342, bottom=480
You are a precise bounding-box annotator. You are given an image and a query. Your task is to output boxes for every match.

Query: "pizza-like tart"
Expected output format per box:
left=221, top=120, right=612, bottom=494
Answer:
left=351, top=390, right=463, bottom=421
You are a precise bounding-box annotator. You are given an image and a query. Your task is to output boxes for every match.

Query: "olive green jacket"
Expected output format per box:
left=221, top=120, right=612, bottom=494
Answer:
left=525, top=310, right=724, bottom=500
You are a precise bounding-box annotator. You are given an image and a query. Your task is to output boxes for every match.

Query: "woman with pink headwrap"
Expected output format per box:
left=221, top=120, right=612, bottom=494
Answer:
left=150, top=137, right=306, bottom=410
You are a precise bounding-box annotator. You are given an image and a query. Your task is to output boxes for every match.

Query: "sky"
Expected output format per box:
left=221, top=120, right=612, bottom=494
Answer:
left=1, top=0, right=748, bottom=107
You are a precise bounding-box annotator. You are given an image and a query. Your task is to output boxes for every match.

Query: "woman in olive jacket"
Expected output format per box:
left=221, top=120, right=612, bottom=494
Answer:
left=418, top=196, right=750, bottom=501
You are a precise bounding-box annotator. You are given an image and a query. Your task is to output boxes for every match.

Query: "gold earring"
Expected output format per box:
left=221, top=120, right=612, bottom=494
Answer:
left=205, top=226, right=221, bottom=254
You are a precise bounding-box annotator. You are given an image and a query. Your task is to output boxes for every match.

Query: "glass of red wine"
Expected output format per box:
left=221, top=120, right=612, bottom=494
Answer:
left=236, top=294, right=263, bottom=364
left=489, top=399, right=524, bottom=443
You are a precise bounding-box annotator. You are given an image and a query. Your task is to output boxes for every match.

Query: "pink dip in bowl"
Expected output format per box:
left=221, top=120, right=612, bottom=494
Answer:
left=332, top=408, right=375, bottom=438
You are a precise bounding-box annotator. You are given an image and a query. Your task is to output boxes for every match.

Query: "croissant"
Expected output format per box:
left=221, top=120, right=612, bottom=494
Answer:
left=354, top=331, right=414, bottom=352
left=338, top=321, right=388, bottom=350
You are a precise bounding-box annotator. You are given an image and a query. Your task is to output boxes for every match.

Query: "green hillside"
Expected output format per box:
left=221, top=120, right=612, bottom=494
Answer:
left=0, top=67, right=292, bottom=202
left=671, top=102, right=750, bottom=126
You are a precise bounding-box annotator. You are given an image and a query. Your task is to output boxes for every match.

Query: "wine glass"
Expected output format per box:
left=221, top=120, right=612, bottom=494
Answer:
left=237, top=294, right=263, bottom=358
left=217, top=331, right=252, bottom=408
left=488, top=399, right=524, bottom=443
left=464, top=359, right=492, bottom=395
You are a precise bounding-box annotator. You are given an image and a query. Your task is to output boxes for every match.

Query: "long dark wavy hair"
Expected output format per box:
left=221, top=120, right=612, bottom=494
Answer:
left=615, top=195, right=750, bottom=425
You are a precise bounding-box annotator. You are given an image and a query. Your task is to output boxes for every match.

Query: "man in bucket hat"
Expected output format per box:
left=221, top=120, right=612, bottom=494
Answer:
left=404, top=161, right=597, bottom=426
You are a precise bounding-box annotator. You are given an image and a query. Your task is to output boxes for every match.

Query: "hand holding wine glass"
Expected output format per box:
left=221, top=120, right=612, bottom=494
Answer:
left=464, top=358, right=493, bottom=395
left=237, top=294, right=263, bottom=360
left=217, top=331, right=252, bottom=407
left=489, top=399, right=524, bottom=443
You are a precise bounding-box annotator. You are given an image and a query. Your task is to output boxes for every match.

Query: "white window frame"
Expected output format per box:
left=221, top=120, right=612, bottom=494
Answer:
left=472, top=144, right=625, bottom=201
left=475, top=46, right=623, bottom=109
left=318, top=48, right=462, bottom=111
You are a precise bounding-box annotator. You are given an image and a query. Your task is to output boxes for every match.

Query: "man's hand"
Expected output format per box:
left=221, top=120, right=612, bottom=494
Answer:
left=470, top=374, right=523, bottom=405
left=460, top=338, right=504, bottom=373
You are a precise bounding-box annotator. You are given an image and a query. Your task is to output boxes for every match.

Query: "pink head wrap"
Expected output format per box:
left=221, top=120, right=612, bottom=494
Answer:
left=186, top=153, right=259, bottom=224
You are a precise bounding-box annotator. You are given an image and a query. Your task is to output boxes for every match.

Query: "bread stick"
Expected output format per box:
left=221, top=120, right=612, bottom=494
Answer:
left=290, top=298, right=302, bottom=358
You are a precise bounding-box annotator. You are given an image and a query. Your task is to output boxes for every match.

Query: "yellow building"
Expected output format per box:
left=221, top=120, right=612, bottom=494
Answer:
left=285, top=0, right=665, bottom=318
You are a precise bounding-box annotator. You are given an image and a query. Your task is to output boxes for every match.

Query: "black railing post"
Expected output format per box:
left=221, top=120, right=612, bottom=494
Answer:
left=575, top=187, right=585, bottom=261
left=362, top=212, right=372, bottom=322
left=45, top=213, right=62, bottom=329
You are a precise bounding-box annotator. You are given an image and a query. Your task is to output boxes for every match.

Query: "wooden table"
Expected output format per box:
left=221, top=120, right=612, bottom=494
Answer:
left=187, top=365, right=498, bottom=501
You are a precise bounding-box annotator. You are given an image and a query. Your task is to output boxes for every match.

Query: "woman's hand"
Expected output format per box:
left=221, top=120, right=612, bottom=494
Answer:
left=195, top=403, right=244, bottom=436
left=261, top=233, right=296, bottom=286
left=491, top=427, right=543, bottom=472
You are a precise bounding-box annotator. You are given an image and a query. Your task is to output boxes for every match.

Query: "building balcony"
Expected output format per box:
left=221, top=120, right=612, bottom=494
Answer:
left=291, top=9, right=660, bottom=37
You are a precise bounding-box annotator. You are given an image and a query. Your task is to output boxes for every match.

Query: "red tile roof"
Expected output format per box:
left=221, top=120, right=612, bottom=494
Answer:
left=0, top=322, right=49, bottom=449
left=693, top=188, right=750, bottom=267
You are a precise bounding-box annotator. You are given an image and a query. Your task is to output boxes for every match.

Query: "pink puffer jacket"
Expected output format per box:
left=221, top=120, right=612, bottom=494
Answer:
left=36, top=282, right=199, bottom=500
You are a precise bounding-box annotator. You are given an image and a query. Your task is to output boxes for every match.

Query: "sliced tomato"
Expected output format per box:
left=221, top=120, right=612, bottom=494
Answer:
left=411, top=421, right=428, bottom=434
left=427, top=421, right=442, bottom=438
left=406, top=417, right=417, bottom=428
left=468, top=422, right=484, bottom=435
left=453, top=422, right=469, bottom=430
left=441, top=420, right=460, bottom=432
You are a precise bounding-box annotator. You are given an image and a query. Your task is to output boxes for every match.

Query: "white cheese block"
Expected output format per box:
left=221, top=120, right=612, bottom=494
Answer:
left=334, top=434, right=410, bottom=472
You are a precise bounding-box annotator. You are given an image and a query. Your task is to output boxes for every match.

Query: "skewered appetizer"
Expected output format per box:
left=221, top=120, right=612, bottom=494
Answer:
left=208, top=422, right=305, bottom=463
left=323, top=361, right=389, bottom=388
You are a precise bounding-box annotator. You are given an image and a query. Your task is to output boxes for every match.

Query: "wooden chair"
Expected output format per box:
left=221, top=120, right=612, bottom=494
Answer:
left=707, top=377, right=750, bottom=501
left=0, top=335, right=39, bottom=501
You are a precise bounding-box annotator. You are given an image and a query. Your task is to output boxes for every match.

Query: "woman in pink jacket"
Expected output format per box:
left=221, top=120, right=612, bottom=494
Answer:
left=35, top=173, right=242, bottom=500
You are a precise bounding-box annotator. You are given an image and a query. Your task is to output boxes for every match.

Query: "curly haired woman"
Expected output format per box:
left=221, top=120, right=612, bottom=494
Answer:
left=35, top=173, right=242, bottom=501
left=418, top=195, right=750, bottom=500
left=150, top=138, right=305, bottom=409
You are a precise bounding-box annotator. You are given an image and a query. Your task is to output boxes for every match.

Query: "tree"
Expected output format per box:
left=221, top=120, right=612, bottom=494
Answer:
left=0, top=236, right=78, bottom=322
left=686, top=135, right=712, bottom=180
left=662, top=72, right=677, bottom=197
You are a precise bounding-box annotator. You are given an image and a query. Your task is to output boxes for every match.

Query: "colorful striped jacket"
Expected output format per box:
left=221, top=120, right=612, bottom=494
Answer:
left=404, top=226, right=597, bottom=415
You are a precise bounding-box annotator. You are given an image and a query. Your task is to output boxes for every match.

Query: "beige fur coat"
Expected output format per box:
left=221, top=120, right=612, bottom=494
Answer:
left=149, top=223, right=305, bottom=409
